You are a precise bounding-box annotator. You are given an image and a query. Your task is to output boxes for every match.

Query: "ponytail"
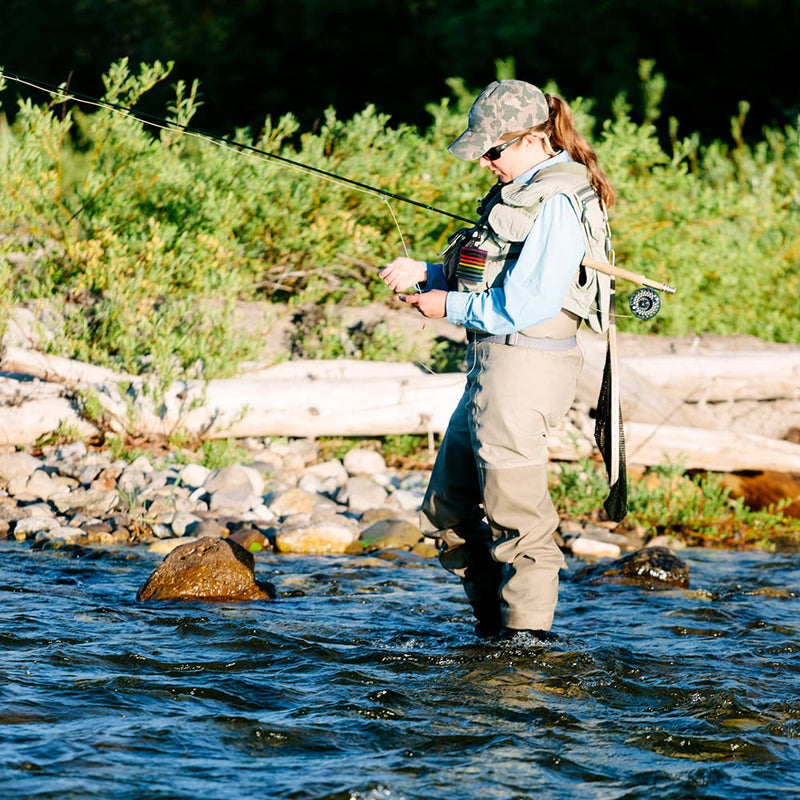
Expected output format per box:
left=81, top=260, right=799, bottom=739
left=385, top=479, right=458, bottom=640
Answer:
left=539, top=94, right=616, bottom=209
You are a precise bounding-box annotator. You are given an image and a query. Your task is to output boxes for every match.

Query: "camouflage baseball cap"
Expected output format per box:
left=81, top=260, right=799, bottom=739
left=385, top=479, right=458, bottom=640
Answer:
left=448, top=80, right=549, bottom=160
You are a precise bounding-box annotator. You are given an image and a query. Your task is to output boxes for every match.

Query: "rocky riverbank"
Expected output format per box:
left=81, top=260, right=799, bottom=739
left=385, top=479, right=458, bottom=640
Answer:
left=1, top=438, right=652, bottom=567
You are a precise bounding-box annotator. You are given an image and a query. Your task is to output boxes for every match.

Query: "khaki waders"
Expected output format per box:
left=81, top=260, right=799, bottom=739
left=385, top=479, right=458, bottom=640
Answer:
left=421, top=336, right=582, bottom=633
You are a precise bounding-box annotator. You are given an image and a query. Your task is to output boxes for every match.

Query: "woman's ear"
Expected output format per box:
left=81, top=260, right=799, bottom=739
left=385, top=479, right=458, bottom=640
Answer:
left=528, top=132, right=556, bottom=157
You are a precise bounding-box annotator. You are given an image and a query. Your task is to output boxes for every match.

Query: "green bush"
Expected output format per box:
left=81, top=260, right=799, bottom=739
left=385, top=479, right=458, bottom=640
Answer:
left=1, top=57, right=798, bottom=389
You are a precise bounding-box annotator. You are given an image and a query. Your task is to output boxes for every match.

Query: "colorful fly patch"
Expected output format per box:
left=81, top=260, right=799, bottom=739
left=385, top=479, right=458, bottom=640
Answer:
left=457, top=246, right=488, bottom=282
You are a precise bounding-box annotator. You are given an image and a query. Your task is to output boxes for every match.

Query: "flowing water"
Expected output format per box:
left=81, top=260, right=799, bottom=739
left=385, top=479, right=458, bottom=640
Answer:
left=1, top=542, right=798, bottom=799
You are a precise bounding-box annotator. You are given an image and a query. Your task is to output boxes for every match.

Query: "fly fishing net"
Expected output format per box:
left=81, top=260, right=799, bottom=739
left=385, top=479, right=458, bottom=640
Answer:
left=594, top=279, right=628, bottom=522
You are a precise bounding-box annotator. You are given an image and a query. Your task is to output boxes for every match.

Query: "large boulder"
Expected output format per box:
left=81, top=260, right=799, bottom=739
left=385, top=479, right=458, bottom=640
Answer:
left=137, top=537, right=274, bottom=601
left=571, top=546, right=690, bottom=589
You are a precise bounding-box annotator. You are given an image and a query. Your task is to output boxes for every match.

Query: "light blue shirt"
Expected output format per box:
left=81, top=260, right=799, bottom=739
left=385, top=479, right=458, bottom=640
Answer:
left=424, top=151, right=585, bottom=334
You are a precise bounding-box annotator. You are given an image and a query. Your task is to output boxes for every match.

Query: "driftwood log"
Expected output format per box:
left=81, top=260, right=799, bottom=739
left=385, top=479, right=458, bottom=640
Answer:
left=2, top=339, right=800, bottom=474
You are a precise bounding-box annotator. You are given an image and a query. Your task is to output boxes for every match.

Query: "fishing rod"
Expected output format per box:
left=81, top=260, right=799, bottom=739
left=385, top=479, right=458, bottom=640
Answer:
left=1, top=69, right=676, bottom=315
left=0, top=68, right=475, bottom=225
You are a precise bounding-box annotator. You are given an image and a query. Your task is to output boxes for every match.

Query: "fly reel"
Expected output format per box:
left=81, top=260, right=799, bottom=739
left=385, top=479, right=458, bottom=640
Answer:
left=629, top=287, right=662, bottom=320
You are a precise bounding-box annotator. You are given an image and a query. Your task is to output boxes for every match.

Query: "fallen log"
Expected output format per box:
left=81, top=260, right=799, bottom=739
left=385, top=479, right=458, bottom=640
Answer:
left=575, top=334, right=800, bottom=427
left=3, top=346, right=800, bottom=473
left=622, top=351, right=800, bottom=402
left=0, top=378, right=100, bottom=445
left=0, top=349, right=591, bottom=458
left=624, top=422, right=800, bottom=473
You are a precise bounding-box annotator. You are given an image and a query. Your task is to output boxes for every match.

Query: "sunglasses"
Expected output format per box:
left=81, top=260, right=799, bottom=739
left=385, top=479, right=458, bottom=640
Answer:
left=482, top=135, right=524, bottom=161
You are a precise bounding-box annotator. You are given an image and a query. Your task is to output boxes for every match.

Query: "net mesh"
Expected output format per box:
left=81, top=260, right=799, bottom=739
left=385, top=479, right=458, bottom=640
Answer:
left=594, top=335, right=629, bottom=523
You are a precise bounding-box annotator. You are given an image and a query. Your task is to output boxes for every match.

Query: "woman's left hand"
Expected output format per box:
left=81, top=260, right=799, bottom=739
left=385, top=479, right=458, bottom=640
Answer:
left=399, top=290, right=448, bottom=318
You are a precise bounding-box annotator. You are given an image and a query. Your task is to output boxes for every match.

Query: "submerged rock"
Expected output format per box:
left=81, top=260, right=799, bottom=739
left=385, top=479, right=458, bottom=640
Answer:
left=228, top=527, right=270, bottom=552
left=571, top=546, right=690, bottom=589
left=137, top=537, right=274, bottom=601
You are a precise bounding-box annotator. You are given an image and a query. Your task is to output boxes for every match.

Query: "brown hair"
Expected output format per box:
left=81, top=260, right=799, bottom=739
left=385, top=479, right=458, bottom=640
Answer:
left=533, top=93, right=616, bottom=209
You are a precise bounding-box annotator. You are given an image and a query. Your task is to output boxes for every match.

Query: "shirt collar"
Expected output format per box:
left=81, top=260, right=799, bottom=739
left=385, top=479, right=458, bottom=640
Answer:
left=512, top=150, right=572, bottom=185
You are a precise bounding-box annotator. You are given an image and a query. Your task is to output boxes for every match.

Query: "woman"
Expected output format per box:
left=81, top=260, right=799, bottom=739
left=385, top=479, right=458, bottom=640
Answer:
left=379, top=79, right=616, bottom=639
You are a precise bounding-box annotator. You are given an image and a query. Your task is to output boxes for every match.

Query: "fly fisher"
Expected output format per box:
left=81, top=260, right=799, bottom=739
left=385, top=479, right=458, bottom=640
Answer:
left=380, top=79, right=620, bottom=640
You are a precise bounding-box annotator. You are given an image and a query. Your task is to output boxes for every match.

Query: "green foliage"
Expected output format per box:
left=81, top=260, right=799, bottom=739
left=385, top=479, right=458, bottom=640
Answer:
left=35, top=420, right=83, bottom=448
left=76, top=387, right=104, bottom=424
left=1, top=58, right=799, bottom=397
left=600, top=65, right=800, bottom=342
left=427, top=338, right=467, bottom=374
left=381, top=434, right=431, bottom=460
left=549, top=459, right=612, bottom=519
left=316, top=437, right=364, bottom=463
left=316, top=434, right=431, bottom=464
left=288, top=304, right=419, bottom=362
left=102, top=434, right=154, bottom=464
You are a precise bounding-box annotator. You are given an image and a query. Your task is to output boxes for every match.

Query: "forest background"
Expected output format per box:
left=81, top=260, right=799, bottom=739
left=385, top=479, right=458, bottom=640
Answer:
left=1, top=0, right=798, bottom=143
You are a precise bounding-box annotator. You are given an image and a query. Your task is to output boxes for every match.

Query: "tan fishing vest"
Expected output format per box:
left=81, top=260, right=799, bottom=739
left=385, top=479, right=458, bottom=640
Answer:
left=442, top=161, right=612, bottom=335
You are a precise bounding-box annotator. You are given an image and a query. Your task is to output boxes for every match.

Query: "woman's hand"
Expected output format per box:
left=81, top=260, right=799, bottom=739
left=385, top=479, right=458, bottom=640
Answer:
left=379, top=257, right=427, bottom=292
left=399, top=290, right=448, bottom=318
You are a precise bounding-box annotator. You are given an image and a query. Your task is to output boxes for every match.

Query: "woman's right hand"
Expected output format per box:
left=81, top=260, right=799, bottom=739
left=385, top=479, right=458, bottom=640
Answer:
left=379, top=257, right=428, bottom=292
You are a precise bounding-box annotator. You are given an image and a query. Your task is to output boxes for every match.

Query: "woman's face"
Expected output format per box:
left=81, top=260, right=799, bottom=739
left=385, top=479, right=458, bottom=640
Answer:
left=477, top=134, right=548, bottom=183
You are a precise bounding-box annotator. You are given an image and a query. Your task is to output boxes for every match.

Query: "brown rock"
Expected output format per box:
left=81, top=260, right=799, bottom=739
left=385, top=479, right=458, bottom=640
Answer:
left=411, top=539, right=439, bottom=558
left=193, top=519, right=231, bottom=538
left=359, top=507, right=401, bottom=526
left=359, top=519, right=422, bottom=552
left=91, top=465, right=123, bottom=491
left=136, top=538, right=274, bottom=602
left=571, top=546, right=690, bottom=589
left=268, top=487, right=316, bottom=517
left=0, top=498, right=26, bottom=522
left=274, top=517, right=358, bottom=554
left=719, top=470, right=800, bottom=518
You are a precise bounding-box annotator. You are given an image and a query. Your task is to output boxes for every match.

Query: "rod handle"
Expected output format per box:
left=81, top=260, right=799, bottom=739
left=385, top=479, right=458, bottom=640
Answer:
left=582, top=258, right=676, bottom=294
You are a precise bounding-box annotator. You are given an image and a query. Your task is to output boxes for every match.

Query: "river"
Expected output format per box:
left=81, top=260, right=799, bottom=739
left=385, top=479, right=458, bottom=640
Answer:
left=1, top=542, right=798, bottom=799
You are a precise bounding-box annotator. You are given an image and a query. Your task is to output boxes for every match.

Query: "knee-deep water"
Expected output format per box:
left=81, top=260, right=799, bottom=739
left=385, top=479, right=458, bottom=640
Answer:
left=1, top=542, right=798, bottom=800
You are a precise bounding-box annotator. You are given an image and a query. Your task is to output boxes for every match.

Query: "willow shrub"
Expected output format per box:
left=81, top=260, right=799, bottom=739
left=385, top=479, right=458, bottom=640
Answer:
left=0, top=59, right=798, bottom=390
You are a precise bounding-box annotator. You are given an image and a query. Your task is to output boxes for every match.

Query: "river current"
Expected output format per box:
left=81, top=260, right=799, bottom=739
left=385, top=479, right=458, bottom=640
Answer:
left=1, top=542, right=798, bottom=799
